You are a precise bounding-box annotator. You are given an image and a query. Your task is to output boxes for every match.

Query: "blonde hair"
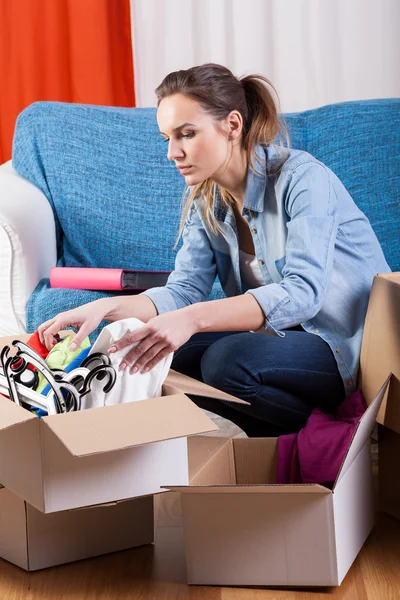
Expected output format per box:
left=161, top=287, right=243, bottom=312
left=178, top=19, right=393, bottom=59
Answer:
left=155, top=63, right=290, bottom=247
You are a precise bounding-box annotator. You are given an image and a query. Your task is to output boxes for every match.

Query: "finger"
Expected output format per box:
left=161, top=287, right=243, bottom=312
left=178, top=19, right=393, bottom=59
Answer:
left=43, top=319, right=69, bottom=350
left=42, top=316, right=83, bottom=350
left=135, top=346, right=173, bottom=374
left=108, top=327, right=148, bottom=353
left=67, top=321, right=97, bottom=351
left=117, top=337, right=157, bottom=372
left=38, top=318, right=57, bottom=345
left=129, top=341, right=167, bottom=374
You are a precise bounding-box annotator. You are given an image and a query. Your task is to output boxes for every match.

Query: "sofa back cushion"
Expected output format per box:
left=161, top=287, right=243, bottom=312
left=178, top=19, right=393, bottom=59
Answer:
left=300, top=99, right=399, bottom=271
left=13, top=103, right=185, bottom=272
left=13, top=99, right=400, bottom=272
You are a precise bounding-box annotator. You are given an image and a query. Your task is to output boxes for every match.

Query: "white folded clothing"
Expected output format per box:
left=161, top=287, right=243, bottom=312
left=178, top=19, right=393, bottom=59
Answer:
left=80, top=317, right=174, bottom=410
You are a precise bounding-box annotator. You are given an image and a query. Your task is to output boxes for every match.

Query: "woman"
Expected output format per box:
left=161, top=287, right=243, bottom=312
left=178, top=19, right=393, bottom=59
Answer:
left=38, top=63, right=390, bottom=437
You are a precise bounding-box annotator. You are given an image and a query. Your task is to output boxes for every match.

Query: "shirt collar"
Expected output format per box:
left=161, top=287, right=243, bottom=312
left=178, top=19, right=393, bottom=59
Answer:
left=213, top=145, right=267, bottom=221
left=242, top=145, right=267, bottom=214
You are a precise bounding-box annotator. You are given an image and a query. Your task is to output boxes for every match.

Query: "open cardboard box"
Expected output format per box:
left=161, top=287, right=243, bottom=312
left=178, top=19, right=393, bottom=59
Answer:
left=162, top=376, right=390, bottom=587
left=0, top=334, right=249, bottom=514
left=0, top=487, right=154, bottom=571
left=359, top=272, right=400, bottom=520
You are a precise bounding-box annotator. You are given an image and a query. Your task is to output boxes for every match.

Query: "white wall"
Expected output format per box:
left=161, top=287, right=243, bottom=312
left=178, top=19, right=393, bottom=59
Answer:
left=130, top=0, right=400, bottom=112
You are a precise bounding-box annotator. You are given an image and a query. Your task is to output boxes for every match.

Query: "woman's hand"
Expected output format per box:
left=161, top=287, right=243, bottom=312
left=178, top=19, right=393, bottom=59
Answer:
left=38, top=299, right=113, bottom=351
left=108, top=309, right=198, bottom=374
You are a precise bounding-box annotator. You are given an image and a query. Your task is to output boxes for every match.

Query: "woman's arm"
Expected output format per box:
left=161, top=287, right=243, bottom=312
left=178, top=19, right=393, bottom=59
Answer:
left=185, top=293, right=265, bottom=332
left=38, top=293, right=159, bottom=350
left=108, top=294, right=265, bottom=374
left=140, top=200, right=217, bottom=314
left=103, top=294, right=158, bottom=323
left=106, top=163, right=341, bottom=372
left=39, top=198, right=216, bottom=350
left=243, top=162, right=339, bottom=335
left=183, top=163, right=338, bottom=336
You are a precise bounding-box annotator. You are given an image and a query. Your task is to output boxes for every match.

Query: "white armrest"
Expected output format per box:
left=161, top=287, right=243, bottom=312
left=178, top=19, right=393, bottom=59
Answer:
left=0, top=160, right=57, bottom=336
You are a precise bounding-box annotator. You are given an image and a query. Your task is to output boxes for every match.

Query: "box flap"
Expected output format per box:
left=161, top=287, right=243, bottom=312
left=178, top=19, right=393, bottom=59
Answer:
left=41, top=392, right=219, bottom=457
left=334, top=374, right=391, bottom=487
left=0, top=415, right=44, bottom=511
left=232, top=438, right=277, bottom=484
left=379, top=426, right=400, bottom=520
left=0, top=331, right=70, bottom=351
left=359, top=273, right=400, bottom=433
left=0, top=488, right=29, bottom=571
left=378, top=272, right=400, bottom=283
left=187, top=436, right=232, bottom=483
left=0, top=394, right=36, bottom=431
left=162, top=484, right=331, bottom=494
left=190, top=439, right=236, bottom=486
left=164, top=369, right=250, bottom=405
left=0, top=334, right=30, bottom=351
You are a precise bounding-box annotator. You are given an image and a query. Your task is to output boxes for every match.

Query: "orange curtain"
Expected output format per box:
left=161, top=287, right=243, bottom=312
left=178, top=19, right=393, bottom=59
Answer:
left=0, top=0, right=135, bottom=164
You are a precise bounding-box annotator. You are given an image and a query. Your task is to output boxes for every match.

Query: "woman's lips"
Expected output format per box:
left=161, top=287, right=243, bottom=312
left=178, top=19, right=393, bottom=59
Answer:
left=178, top=166, right=193, bottom=174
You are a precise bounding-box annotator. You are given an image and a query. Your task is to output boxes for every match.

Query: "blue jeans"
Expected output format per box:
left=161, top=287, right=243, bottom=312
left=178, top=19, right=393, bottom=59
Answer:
left=171, top=328, right=346, bottom=437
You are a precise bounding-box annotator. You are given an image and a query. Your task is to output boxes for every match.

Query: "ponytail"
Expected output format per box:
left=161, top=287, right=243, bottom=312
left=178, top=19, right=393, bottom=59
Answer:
left=240, top=74, right=289, bottom=175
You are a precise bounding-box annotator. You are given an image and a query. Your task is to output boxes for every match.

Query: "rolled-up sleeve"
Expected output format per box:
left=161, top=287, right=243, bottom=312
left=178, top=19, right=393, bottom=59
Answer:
left=245, top=162, right=339, bottom=334
left=140, top=201, right=216, bottom=314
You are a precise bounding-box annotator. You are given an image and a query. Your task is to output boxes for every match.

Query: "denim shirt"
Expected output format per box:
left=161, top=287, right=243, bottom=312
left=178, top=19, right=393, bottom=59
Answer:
left=142, top=145, right=390, bottom=396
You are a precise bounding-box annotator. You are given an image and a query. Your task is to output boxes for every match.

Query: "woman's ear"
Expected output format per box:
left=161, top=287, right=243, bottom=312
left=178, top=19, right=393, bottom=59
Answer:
left=227, top=110, right=243, bottom=141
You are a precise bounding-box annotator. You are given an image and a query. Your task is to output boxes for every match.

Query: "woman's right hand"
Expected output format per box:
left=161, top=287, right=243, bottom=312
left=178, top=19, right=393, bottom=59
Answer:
left=38, top=299, right=112, bottom=351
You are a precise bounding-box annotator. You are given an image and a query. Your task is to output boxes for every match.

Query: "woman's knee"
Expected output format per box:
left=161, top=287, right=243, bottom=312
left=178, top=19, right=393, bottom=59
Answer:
left=200, top=332, right=252, bottom=389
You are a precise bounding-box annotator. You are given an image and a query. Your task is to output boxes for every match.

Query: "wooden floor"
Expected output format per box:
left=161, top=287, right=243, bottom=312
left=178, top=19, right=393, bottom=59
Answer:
left=0, top=485, right=399, bottom=600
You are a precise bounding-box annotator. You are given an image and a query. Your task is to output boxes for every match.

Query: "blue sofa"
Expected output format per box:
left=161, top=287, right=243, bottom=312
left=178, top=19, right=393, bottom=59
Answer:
left=0, top=98, right=398, bottom=338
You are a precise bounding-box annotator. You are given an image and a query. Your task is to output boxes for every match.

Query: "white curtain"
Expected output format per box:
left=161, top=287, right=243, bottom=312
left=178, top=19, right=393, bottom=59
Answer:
left=130, top=0, right=400, bottom=112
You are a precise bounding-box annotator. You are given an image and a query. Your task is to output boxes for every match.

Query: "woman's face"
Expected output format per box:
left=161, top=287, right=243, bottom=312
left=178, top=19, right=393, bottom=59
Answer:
left=157, top=93, right=232, bottom=186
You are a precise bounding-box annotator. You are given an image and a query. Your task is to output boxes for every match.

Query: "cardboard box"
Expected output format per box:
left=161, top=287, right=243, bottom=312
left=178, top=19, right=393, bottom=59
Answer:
left=163, top=377, right=389, bottom=587
left=359, top=273, right=400, bottom=431
left=359, top=272, right=400, bottom=519
left=0, top=487, right=154, bottom=571
left=0, top=334, right=248, bottom=514
left=377, top=424, right=400, bottom=521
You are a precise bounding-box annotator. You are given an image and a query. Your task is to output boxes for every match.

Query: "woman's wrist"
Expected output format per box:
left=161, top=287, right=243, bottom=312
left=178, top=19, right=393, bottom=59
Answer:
left=93, top=294, right=158, bottom=323
left=93, top=296, right=120, bottom=321
left=184, top=303, right=208, bottom=333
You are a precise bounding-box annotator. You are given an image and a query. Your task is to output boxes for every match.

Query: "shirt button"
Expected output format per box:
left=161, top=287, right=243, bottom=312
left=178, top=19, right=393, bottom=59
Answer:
left=259, top=259, right=265, bottom=265
left=251, top=228, right=257, bottom=234
left=347, top=379, right=353, bottom=386
left=335, top=348, right=340, bottom=354
left=314, top=329, right=320, bottom=334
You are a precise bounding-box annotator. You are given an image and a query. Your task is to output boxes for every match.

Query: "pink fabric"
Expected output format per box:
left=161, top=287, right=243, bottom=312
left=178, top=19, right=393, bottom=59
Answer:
left=277, top=389, right=367, bottom=486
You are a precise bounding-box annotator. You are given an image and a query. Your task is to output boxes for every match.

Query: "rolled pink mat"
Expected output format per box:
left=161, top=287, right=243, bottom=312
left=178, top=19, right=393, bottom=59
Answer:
left=50, top=267, right=170, bottom=290
left=50, top=267, right=123, bottom=290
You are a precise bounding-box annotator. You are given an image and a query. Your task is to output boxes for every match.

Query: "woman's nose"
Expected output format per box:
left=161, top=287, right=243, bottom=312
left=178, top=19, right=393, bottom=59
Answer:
left=167, top=140, right=184, bottom=162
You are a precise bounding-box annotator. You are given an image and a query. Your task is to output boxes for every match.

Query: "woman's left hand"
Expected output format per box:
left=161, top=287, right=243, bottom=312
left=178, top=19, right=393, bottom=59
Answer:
left=108, top=309, right=198, bottom=374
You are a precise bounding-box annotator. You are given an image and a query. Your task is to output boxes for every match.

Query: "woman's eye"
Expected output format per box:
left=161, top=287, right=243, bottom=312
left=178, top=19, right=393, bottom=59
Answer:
left=161, top=131, right=195, bottom=143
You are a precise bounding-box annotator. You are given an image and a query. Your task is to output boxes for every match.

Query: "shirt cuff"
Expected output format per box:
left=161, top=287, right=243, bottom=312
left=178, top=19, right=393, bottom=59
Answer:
left=140, top=287, right=178, bottom=315
left=245, top=285, right=289, bottom=337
